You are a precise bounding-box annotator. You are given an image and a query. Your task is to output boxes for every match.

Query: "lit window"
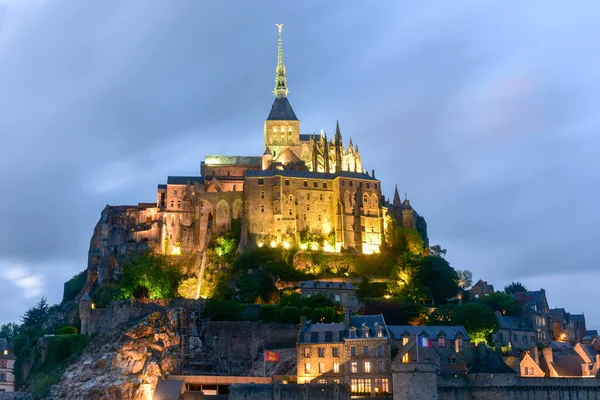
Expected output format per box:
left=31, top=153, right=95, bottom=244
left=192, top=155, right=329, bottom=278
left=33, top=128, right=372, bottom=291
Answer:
left=305, top=363, right=311, bottom=374
left=363, top=327, right=369, bottom=338
left=402, top=353, right=409, bottom=363
left=333, top=362, right=340, bottom=373
left=438, top=337, right=445, bottom=347
left=364, top=361, right=371, bottom=373
left=304, top=347, right=311, bottom=357
left=402, top=337, right=409, bottom=346
left=317, top=379, right=326, bottom=384
left=334, top=294, right=340, bottom=302
left=377, top=327, right=383, bottom=338
left=375, top=378, right=388, bottom=393
left=351, top=362, right=358, bottom=373
left=319, top=362, right=325, bottom=373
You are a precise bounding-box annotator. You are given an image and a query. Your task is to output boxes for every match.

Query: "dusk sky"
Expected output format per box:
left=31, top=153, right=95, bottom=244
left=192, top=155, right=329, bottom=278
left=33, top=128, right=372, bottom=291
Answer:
left=1, top=1, right=599, bottom=329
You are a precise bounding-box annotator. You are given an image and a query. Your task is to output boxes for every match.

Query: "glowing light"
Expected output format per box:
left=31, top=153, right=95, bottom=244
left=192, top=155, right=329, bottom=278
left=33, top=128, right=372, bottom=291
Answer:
left=323, top=240, right=335, bottom=253
left=310, top=243, right=319, bottom=251
left=300, top=243, right=308, bottom=250
left=257, top=242, right=264, bottom=248
left=283, top=241, right=290, bottom=249
left=91, top=303, right=96, bottom=310
left=270, top=241, right=278, bottom=248
left=170, top=245, right=182, bottom=255
left=384, top=295, right=391, bottom=299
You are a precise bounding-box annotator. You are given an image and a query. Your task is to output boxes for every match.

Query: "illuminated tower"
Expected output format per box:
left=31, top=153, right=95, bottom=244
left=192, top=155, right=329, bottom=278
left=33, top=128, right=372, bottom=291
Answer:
left=264, top=24, right=300, bottom=160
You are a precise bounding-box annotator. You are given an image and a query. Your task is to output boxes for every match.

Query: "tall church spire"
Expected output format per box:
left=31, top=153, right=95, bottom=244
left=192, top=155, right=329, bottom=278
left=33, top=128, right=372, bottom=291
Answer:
left=273, top=24, right=288, bottom=98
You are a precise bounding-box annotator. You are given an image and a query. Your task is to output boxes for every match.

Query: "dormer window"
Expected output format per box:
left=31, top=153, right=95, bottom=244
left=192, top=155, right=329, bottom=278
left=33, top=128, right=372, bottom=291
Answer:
left=438, top=337, right=446, bottom=347
left=304, top=333, right=311, bottom=343
left=350, top=328, right=357, bottom=339
left=318, top=333, right=325, bottom=342
left=362, top=326, right=370, bottom=338
left=376, top=326, right=383, bottom=338
left=333, top=332, right=339, bottom=341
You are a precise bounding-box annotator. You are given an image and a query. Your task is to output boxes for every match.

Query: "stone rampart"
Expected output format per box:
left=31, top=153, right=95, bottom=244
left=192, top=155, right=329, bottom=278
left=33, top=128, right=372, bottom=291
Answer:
left=87, top=298, right=202, bottom=336
left=438, top=374, right=600, bottom=400
left=228, top=383, right=349, bottom=400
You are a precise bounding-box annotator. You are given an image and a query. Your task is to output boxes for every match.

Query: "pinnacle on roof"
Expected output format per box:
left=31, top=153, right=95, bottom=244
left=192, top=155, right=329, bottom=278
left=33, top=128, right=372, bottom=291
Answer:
left=273, top=24, right=288, bottom=99
left=267, top=24, right=298, bottom=121
left=393, top=185, right=402, bottom=207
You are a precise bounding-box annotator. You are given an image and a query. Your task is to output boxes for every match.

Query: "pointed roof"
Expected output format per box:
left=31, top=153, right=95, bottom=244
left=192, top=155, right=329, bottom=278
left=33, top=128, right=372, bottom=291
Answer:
left=267, top=96, right=298, bottom=120
left=393, top=185, right=402, bottom=207
left=263, top=147, right=272, bottom=156
left=81, top=292, right=92, bottom=301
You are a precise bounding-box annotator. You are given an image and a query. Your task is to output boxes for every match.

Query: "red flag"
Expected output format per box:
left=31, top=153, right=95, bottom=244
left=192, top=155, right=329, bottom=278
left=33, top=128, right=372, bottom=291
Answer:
left=264, top=350, right=280, bottom=363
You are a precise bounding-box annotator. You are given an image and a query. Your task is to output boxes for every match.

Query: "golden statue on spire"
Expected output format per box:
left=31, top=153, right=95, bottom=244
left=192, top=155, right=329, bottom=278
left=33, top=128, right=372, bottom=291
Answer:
left=274, top=24, right=288, bottom=98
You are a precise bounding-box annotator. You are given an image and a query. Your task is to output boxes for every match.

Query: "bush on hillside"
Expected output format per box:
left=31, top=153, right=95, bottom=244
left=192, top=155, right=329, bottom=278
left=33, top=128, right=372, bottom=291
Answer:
left=55, top=326, right=77, bottom=335
left=62, top=270, right=87, bottom=303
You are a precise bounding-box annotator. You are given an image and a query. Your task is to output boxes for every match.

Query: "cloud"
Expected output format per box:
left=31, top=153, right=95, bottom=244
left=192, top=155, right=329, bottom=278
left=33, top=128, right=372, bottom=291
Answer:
left=0, top=262, right=44, bottom=299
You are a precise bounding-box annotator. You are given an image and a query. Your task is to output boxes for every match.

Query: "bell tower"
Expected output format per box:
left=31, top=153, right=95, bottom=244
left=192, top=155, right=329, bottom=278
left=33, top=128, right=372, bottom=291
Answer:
left=264, top=24, right=300, bottom=159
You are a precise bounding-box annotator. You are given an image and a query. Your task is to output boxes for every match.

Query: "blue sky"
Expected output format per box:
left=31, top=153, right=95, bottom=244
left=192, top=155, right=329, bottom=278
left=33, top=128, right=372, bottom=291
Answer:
left=1, top=1, right=599, bottom=329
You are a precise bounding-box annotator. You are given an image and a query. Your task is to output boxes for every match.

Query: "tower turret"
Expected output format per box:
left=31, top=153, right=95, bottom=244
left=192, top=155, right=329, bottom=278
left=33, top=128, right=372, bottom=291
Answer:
left=334, top=120, right=342, bottom=173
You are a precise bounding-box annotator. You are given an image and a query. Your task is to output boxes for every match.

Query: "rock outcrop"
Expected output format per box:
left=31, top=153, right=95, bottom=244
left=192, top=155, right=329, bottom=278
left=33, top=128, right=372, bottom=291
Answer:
left=50, top=309, right=181, bottom=400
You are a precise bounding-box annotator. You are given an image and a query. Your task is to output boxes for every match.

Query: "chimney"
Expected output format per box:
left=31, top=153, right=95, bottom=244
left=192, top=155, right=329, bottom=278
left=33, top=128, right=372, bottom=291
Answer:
left=532, top=346, right=540, bottom=364
left=372, top=169, right=375, bottom=178
left=300, top=316, right=307, bottom=330
left=542, top=347, right=553, bottom=364
left=344, top=309, right=352, bottom=330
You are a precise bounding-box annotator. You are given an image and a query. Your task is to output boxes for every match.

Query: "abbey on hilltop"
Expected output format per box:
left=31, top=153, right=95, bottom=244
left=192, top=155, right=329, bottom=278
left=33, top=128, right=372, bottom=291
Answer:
left=87, top=25, right=427, bottom=284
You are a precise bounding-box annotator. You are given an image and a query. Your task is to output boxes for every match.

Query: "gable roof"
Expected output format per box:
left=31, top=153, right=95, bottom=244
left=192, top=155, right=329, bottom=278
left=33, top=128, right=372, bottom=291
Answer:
left=497, top=316, right=536, bottom=331
left=267, top=96, right=298, bottom=120
left=387, top=325, right=470, bottom=341
left=349, top=315, right=389, bottom=339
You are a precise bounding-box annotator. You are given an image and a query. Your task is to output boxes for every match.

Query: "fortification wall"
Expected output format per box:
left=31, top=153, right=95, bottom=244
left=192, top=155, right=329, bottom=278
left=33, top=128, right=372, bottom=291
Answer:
left=228, top=383, right=349, bottom=400
left=87, top=298, right=202, bottom=336
left=437, top=373, right=600, bottom=400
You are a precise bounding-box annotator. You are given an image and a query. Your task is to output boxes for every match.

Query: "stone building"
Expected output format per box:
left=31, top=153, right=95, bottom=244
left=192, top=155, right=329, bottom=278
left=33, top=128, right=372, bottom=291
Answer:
left=83, top=25, right=427, bottom=290
left=0, top=339, right=15, bottom=392
left=493, top=314, right=538, bottom=350
left=514, top=289, right=551, bottom=344
left=470, top=280, right=495, bottom=299
left=299, top=280, right=359, bottom=312
left=297, top=315, right=393, bottom=395
left=388, top=325, right=471, bottom=376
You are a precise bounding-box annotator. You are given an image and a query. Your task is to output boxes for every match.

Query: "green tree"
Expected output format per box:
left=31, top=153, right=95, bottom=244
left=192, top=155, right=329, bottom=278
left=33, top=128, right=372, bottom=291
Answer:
left=0, top=323, right=20, bottom=342
left=388, top=252, right=424, bottom=301
left=259, top=304, right=279, bottom=322
left=451, top=303, right=499, bottom=345
left=279, top=306, right=301, bottom=323
left=177, top=277, right=200, bottom=299
left=392, top=227, right=425, bottom=255
left=419, top=256, right=460, bottom=305
left=504, top=282, right=527, bottom=295
left=311, top=307, right=336, bottom=323
left=234, top=270, right=276, bottom=303
left=117, top=252, right=182, bottom=299
left=425, top=304, right=457, bottom=325
left=480, top=292, right=519, bottom=316
left=280, top=292, right=304, bottom=309
left=456, top=270, right=473, bottom=290
left=62, top=270, right=87, bottom=303
left=429, top=245, right=447, bottom=258
left=21, top=297, right=50, bottom=328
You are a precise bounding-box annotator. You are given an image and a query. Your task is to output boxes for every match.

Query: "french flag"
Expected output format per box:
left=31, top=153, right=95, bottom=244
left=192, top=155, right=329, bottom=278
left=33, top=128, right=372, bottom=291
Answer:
left=417, top=336, right=432, bottom=348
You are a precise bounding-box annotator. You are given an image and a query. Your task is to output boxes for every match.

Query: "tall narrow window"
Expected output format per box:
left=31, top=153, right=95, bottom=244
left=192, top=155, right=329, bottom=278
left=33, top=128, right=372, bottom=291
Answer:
left=261, top=205, right=264, bottom=213
left=305, top=363, right=311, bottom=374
left=364, top=361, right=371, bottom=373
left=351, top=362, right=358, bottom=373
left=319, top=363, right=325, bottom=373
left=261, top=191, right=265, bottom=199
left=333, top=362, right=340, bottom=373
left=363, top=346, right=369, bottom=356
left=304, top=347, right=311, bottom=357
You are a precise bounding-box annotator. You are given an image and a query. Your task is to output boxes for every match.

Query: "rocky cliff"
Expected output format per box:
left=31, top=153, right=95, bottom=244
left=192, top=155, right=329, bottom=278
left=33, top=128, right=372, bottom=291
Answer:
left=50, top=309, right=181, bottom=400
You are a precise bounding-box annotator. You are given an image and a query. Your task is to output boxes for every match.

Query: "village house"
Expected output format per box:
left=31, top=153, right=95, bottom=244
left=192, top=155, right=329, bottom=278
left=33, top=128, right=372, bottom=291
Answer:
left=297, top=314, right=392, bottom=396
left=387, top=325, right=471, bottom=376
left=494, top=314, right=538, bottom=350
left=0, top=339, right=15, bottom=392
left=514, top=289, right=552, bottom=344
left=470, top=280, right=494, bottom=299
left=298, top=280, right=359, bottom=312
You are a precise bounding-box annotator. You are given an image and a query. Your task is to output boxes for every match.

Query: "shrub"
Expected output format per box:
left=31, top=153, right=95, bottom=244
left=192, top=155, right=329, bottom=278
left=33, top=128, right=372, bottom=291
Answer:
left=204, top=299, right=242, bottom=321
left=259, top=305, right=279, bottom=322
left=279, top=306, right=301, bottom=324
left=92, top=283, right=120, bottom=308
left=56, top=326, right=78, bottom=335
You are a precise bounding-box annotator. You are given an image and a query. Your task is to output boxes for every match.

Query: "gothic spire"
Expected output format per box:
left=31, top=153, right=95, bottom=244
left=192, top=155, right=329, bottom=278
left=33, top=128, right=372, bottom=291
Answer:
left=273, top=24, right=288, bottom=98
left=335, top=120, right=342, bottom=141
left=393, top=185, right=401, bottom=207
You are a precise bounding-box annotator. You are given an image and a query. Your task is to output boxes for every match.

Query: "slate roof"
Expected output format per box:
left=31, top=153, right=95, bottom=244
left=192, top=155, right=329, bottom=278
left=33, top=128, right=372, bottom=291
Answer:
left=245, top=169, right=378, bottom=181
left=469, top=348, right=515, bottom=374
left=157, top=184, right=167, bottom=190
left=267, top=96, right=298, bottom=120
left=204, top=155, right=262, bottom=166
left=388, top=325, right=470, bottom=341
left=298, top=315, right=389, bottom=344
left=581, top=344, right=598, bottom=361
left=497, top=316, right=536, bottom=332
left=571, top=314, right=585, bottom=322
left=167, top=176, right=204, bottom=185
left=586, top=330, right=598, bottom=337
left=552, top=353, right=586, bottom=377
left=299, top=280, right=357, bottom=291
left=153, top=379, right=184, bottom=400
left=299, top=134, right=313, bottom=141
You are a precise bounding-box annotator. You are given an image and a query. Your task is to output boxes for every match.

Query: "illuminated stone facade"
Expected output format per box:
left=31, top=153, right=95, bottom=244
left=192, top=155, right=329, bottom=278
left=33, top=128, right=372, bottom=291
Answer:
left=85, top=26, right=427, bottom=285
